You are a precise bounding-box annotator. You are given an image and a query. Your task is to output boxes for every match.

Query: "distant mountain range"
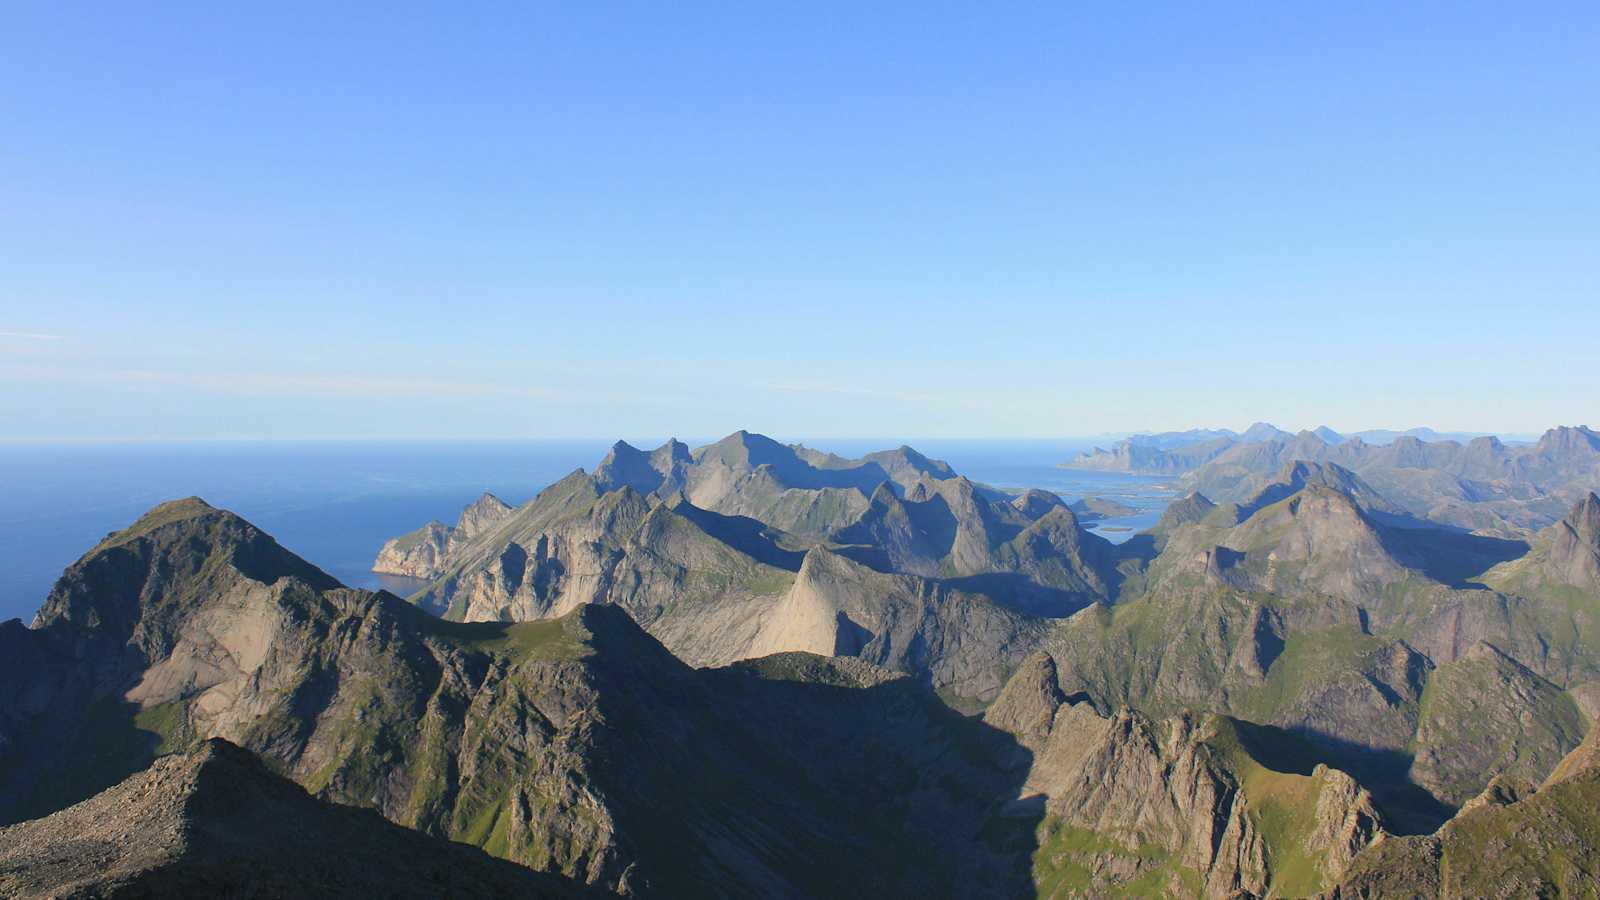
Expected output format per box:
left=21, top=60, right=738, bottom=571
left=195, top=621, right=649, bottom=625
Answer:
left=1066, top=423, right=1600, bottom=536
left=4, top=428, right=1600, bottom=897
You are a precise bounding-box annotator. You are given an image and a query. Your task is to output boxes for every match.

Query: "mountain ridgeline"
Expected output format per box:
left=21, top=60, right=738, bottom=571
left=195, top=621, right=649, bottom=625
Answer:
left=374, top=432, right=1127, bottom=701
left=4, top=426, right=1600, bottom=898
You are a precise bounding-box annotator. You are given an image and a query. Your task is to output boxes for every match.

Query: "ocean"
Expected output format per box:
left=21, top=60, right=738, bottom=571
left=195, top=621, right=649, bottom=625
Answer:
left=0, top=439, right=1175, bottom=624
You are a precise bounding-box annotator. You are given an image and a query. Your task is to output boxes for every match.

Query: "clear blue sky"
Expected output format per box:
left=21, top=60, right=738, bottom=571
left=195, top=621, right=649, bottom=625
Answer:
left=3, top=2, right=1596, bottom=440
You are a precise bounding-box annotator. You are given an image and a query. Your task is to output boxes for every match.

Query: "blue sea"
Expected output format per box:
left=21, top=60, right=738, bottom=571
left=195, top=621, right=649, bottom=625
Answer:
left=0, top=439, right=1175, bottom=624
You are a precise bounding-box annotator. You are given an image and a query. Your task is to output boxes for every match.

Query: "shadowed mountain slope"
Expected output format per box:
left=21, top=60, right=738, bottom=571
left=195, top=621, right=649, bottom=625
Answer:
left=1328, top=721, right=1600, bottom=898
left=0, top=738, right=594, bottom=899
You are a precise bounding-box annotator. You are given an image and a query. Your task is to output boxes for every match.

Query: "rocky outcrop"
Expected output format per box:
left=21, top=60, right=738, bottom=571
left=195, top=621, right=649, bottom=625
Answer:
left=1329, top=722, right=1600, bottom=899
left=372, top=492, right=513, bottom=579
left=0, top=738, right=591, bottom=899
left=987, top=677, right=1385, bottom=898
left=982, top=651, right=1065, bottom=751
left=1408, top=641, right=1588, bottom=806
left=1547, top=491, right=1600, bottom=590
left=750, top=546, right=1051, bottom=700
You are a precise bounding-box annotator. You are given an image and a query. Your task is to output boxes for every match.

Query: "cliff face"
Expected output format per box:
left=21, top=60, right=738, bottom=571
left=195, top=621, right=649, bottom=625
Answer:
left=982, top=654, right=1384, bottom=897
left=1549, top=491, right=1600, bottom=590
left=372, top=492, right=513, bottom=579
left=1328, top=722, right=1600, bottom=899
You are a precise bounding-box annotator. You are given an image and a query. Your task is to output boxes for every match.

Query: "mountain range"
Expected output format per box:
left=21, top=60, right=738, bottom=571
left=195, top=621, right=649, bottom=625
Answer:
left=1066, top=424, right=1600, bottom=537
left=3, top=428, right=1600, bottom=897
left=374, top=432, right=1130, bottom=702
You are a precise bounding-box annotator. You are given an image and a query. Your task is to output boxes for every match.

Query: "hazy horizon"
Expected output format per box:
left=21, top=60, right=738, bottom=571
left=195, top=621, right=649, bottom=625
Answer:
left=0, top=423, right=1565, bottom=446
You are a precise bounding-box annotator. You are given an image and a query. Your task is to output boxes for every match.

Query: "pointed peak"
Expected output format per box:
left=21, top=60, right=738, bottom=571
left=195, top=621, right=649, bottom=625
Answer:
left=1240, top=422, right=1286, bottom=443
left=1565, top=492, right=1600, bottom=535
left=654, top=437, right=693, bottom=462
left=465, top=491, right=510, bottom=514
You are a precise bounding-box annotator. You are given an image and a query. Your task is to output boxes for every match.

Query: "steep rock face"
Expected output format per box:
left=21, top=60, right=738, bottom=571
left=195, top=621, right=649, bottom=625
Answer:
left=0, top=739, right=591, bottom=900
left=372, top=492, right=513, bottom=579
left=373, top=520, right=455, bottom=578
left=1407, top=641, right=1587, bottom=806
left=1545, top=491, right=1600, bottom=591
left=981, top=651, right=1065, bottom=751
left=750, top=547, right=1050, bottom=700
left=1329, top=723, right=1600, bottom=899
left=984, top=679, right=1384, bottom=899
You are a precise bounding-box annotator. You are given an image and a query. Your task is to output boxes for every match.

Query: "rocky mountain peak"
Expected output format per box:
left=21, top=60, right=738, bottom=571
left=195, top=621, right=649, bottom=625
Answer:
left=1566, top=491, right=1600, bottom=540
left=651, top=438, right=693, bottom=465
left=1240, top=421, right=1287, bottom=443
left=1011, top=488, right=1066, bottom=519
left=1546, top=490, right=1600, bottom=590
left=1536, top=424, right=1600, bottom=455
left=1154, top=491, right=1216, bottom=532
left=33, top=498, right=339, bottom=636
left=982, top=651, right=1065, bottom=749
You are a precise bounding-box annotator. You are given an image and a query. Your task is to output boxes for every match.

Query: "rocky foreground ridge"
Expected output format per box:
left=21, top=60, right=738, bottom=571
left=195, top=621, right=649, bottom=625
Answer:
left=0, top=738, right=592, bottom=899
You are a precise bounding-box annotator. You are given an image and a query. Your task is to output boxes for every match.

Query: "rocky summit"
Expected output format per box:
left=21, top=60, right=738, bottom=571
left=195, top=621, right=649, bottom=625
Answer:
left=3, top=428, right=1600, bottom=898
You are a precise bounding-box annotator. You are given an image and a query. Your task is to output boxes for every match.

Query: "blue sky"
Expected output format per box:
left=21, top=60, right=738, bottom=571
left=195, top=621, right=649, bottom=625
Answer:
left=3, top=2, right=1596, bottom=440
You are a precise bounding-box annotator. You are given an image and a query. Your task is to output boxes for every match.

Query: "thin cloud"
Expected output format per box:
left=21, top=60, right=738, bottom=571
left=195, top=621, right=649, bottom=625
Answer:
left=2, top=364, right=556, bottom=400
